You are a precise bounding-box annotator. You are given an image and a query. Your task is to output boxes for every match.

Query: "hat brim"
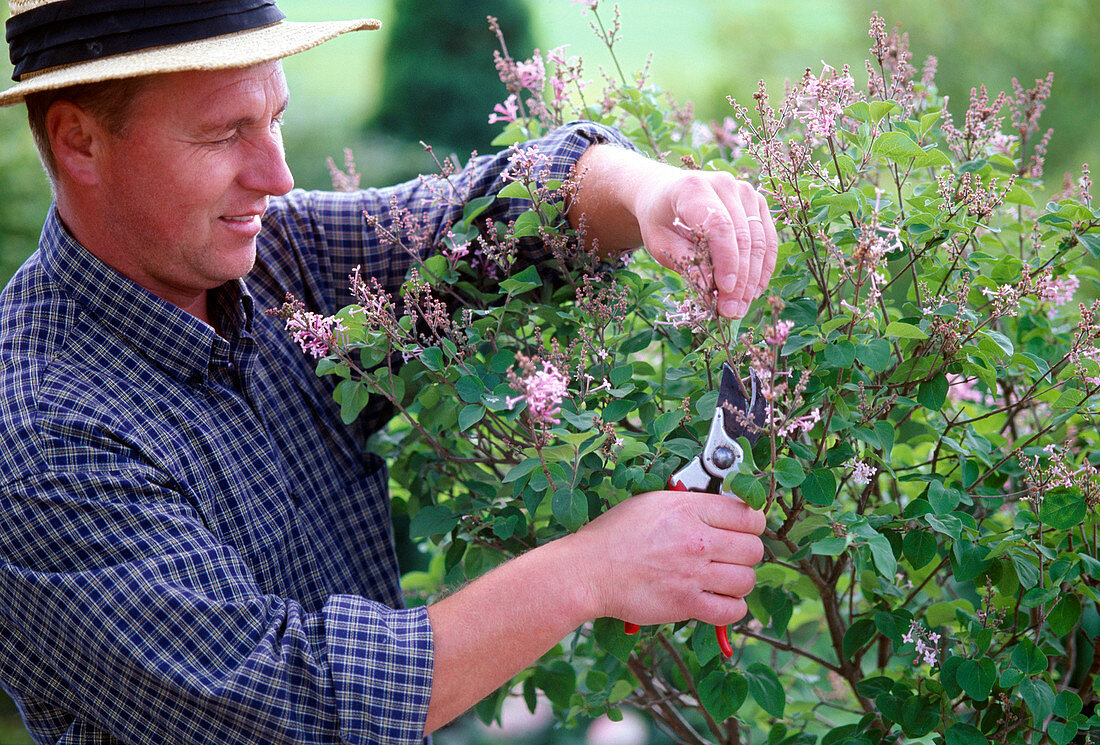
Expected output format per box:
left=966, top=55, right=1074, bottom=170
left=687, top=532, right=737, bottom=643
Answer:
left=0, top=18, right=381, bottom=107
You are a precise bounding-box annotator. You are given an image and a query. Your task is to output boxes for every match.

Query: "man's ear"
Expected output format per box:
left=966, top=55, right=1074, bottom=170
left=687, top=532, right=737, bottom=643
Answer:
left=46, top=100, right=104, bottom=186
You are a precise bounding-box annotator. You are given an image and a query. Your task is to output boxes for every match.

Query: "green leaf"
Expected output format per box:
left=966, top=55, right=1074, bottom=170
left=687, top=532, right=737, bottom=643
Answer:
left=458, top=404, right=484, bottom=431
left=510, top=209, right=542, bottom=238
left=801, top=468, right=837, bottom=506
left=918, top=374, right=948, bottom=411
left=1019, top=678, right=1055, bottom=722
left=409, top=505, right=459, bottom=538
left=774, top=457, right=806, bottom=488
left=1079, top=232, right=1100, bottom=258
left=903, top=530, right=938, bottom=569
left=649, top=410, right=683, bottom=439
left=592, top=617, right=637, bottom=663
left=855, top=338, right=893, bottom=371
left=746, top=662, right=786, bottom=718
left=698, top=670, right=748, bottom=722
left=872, top=131, right=925, bottom=160
left=533, top=659, right=576, bottom=709
left=913, top=147, right=952, bottom=168
left=1052, top=388, right=1087, bottom=411
left=865, top=531, right=897, bottom=578
left=456, top=374, right=486, bottom=404
left=1011, top=638, right=1048, bottom=675
left=620, top=329, right=654, bottom=354
left=1054, top=689, right=1083, bottom=720
left=729, top=474, right=768, bottom=510
left=460, top=194, right=496, bottom=225
left=982, top=329, right=1014, bottom=357
left=1047, top=594, right=1082, bottom=637
left=503, top=457, right=541, bottom=483
left=873, top=420, right=895, bottom=455
left=811, top=536, right=848, bottom=556
left=498, top=264, right=543, bottom=295
left=420, top=346, right=444, bottom=371
left=759, top=586, right=794, bottom=635
left=885, top=321, right=928, bottom=340
left=1048, top=721, right=1081, bottom=745
left=1041, top=489, right=1088, bottom=529
left=957, top=658, right=996, bottom=701
left=551, top=487, right=588, bottom=532
left=335, top=379, right=371, bottom=425
left=928, top=481, right=961, bottom=514
left=602, top=399, right=636, bottom=421
left=843, top=618, right=876, bottom=658
left=946, top=723, right=989, bottom=745
left=497, top=179, right=534, bottom=201
left=824, top=339, right=857, bottom=368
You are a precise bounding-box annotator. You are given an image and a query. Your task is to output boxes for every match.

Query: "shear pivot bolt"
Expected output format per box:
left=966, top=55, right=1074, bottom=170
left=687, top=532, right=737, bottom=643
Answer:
left=712, top=446, right=736, bottom=470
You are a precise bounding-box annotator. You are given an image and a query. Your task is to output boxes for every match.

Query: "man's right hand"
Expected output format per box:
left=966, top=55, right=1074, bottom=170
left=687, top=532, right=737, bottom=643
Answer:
left=423, top=489, right=766, bottom=734
left=564, top=490, right=766, bottom=629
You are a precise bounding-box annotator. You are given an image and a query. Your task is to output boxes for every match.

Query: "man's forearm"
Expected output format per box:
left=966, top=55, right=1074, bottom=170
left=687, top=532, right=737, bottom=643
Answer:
left=568, top=143, right=656, bottom=257
left=423, top=533, right=594, bottom=734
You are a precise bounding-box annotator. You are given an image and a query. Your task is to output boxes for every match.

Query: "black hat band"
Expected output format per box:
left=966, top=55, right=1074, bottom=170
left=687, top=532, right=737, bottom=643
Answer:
left=7, top=0, right=286, bottom=81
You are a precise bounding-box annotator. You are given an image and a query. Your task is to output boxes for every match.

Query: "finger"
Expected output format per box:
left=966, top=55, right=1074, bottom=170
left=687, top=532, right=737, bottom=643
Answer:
left=691, top=491, right=767, bottom=535
left=707, top=184, right=751, bottom=318
left=672, top=182, right=736, bottom=293
left=738, top=185, right=769, bottom=307
left=755, top=191, right=779, bottom=297
left=701, top=561, right=758, bottom=599
left=692, top=592, right=749, bottom=628
left=706, top=530, right=766, bottom=566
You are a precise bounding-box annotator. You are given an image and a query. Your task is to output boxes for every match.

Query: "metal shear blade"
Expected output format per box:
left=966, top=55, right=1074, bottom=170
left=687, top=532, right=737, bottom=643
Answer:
left=669, top=363, right=766, bottom=493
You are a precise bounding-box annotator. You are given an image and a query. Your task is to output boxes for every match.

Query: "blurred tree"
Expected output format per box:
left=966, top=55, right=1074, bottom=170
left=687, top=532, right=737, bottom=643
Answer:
left=368, top=0, right=535, bottom=157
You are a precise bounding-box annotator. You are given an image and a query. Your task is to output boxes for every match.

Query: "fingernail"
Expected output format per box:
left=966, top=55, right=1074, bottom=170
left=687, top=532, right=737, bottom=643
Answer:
left=738, top=300, right=750, bottom=317
left=719, top=299, right=739, bottom=317
left=718, top=273, right=737, bottom=293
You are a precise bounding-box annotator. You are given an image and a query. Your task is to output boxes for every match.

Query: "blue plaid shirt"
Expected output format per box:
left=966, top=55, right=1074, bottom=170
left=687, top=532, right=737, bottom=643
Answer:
left=0, top=121, right=630, bottom=745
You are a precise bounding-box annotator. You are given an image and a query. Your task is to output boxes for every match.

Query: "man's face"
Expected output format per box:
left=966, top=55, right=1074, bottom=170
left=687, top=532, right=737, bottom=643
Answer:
left=93, top=61, right=295, bottom=303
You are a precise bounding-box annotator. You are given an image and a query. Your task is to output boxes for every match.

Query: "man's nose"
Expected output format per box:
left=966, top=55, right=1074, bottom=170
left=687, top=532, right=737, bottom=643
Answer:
left=242, top=129, right=295, bottom=197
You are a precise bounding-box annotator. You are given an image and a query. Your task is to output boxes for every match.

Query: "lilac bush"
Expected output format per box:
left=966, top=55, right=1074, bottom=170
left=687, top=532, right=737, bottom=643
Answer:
left=276, top=7, right=1100, bottom=745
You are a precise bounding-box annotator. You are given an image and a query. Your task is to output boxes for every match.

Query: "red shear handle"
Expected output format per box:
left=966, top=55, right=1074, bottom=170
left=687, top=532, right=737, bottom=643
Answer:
left=716, top=625, right=733, bottom=658
left=623, top=476, right=690, bottom=636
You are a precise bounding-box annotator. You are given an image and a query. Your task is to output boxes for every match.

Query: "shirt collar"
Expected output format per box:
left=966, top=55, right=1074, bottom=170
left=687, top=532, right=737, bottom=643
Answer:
left=39, top=207, right=251, bottom=383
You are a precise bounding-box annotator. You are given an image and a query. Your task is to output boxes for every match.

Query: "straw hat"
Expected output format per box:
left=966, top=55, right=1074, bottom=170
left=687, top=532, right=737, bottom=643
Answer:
left=0, top=0, right=381, bottom=107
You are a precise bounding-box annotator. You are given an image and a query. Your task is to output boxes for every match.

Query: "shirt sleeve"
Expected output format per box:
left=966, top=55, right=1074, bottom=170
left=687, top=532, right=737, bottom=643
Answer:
left=0, top=468, right=432, bottom=745
left=254, top=120, right=638, bottom=316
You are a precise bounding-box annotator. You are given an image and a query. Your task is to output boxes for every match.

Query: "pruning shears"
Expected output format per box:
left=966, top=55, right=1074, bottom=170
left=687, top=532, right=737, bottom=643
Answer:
left=624, top=362, right=767, bottom=658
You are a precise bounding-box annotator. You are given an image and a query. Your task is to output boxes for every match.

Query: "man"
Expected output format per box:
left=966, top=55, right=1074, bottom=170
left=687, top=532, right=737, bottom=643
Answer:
left=0, top=2, right=778, bottom=743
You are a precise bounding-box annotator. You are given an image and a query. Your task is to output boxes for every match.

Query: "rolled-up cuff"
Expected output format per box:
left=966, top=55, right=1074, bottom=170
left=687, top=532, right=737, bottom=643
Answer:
left=324, top=596, right=433, bottom=745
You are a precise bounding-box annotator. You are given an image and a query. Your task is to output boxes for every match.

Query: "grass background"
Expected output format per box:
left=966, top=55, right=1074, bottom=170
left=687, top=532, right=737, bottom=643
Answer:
left=0, top=1, right=1097, bottom=742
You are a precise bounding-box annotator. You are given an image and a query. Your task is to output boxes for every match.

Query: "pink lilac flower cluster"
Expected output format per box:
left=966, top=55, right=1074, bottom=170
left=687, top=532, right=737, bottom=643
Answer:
left=489, top=16, right=589, bottom=131
left=902, top=620, right=941, bottom=667
left=659, top=293, right=716, bottom=334
left=1034, top=269, right=1079, bottom=315
left=794, top=64, right=859, bottom=143
left=507, top=359, right=570, bottom=426
left=833, top=192, right=899, bottom=321
left=1066, top=300, right=1100, bottom=388
left=326, top=148, right=361, bottom=192
left=266, top=294, right=348, bottom=360
left=1020, top=440, right=1100, bottom=509
left=764, top=319, right=794, bottom=347
left=691, top=116, right=745, bottom=159
left=845, top=458, right=877, bottom=486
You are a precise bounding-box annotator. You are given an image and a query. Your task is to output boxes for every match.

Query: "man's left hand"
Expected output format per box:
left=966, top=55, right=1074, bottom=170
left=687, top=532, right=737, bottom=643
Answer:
left=569, top=144, right=779, bottom=318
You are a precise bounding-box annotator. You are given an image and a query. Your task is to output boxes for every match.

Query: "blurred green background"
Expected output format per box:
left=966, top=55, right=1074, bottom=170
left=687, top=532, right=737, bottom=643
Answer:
left=0, top=0, right=1097, bottom=743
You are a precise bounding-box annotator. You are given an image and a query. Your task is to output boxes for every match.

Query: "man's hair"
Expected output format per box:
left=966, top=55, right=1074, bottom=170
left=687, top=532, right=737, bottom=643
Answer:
left=25, top=76, right=150, bottom=184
